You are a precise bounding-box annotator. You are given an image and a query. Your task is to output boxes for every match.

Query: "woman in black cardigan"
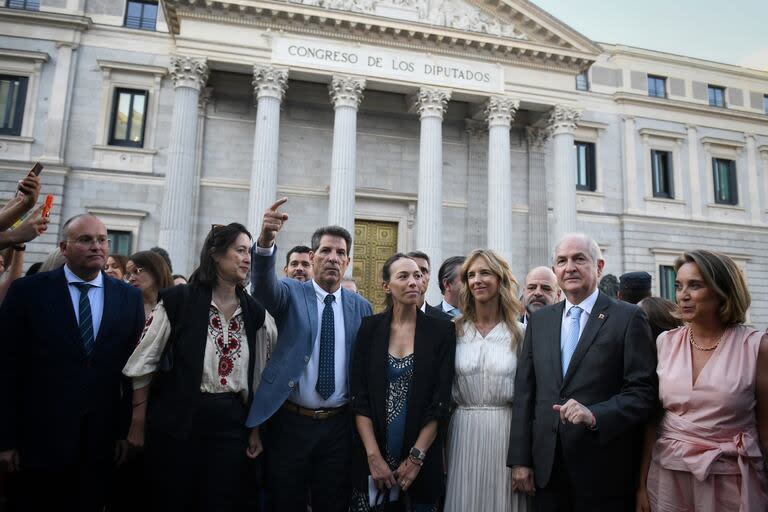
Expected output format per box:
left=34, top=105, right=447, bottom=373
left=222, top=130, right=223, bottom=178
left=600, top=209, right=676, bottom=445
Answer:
left=350, top=253, right=456, bottom=511
left=123, top=223, right=271, bottom=511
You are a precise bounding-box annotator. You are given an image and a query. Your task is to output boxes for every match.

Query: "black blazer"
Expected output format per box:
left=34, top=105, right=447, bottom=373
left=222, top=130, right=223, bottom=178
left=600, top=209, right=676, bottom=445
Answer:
left=424, top=302, right=452, bottom=321
left=350, top=309, right=455, bottom=503
left=0, top=268, right=145, bottom=470
left=507, top=292, right=658, bottom=498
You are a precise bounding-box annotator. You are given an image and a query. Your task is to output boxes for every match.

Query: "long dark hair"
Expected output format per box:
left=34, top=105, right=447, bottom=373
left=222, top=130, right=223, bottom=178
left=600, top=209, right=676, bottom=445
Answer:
left=189, top=223, right=252, bottom=289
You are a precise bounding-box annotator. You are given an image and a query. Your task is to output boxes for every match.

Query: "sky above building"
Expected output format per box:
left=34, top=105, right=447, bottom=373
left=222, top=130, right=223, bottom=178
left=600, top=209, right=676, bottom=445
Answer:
left=531, top=0, right=768, bottom=70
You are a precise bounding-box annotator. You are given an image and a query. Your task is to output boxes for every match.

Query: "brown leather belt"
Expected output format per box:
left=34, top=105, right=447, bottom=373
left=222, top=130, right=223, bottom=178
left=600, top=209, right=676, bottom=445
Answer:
left=281, top=401, right=348, bottom=420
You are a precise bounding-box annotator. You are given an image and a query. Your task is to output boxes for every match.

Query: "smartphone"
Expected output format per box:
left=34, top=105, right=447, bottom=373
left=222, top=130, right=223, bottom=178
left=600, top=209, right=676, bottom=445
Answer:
left=16, top=162, right=43, bottom=197
left=42, top=194, right=54, bottom=219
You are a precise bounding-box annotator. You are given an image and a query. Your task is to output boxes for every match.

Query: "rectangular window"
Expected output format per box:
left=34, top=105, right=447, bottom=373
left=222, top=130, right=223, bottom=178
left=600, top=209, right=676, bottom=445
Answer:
left=651, top=150, right=674, bottom=198
left=712, top=158, right=738, bottom=205
left=575, top=71, right=589, bottom=91
left=659, top=265, right=676, bottom=302
left=574, top=141, right=596, bottom=191
left=647, top=75, right=667, bottom=98
left=124, top=0, right=158, bottom=31
left=6, top=0, right=40, bottom=9
left=708, top=85, right=726, bottom=107
left=764, top=94, right=768, bottom=114
left=109, top=88, right=148, bottom=147
left=107, top=230, right=132, bottom=256
left=0, top=75, right=28, bottom=136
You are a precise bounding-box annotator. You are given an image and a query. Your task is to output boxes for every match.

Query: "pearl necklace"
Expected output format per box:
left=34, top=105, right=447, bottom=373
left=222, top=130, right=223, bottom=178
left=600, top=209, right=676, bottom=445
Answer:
left=688, top=328, right=725, bottom=352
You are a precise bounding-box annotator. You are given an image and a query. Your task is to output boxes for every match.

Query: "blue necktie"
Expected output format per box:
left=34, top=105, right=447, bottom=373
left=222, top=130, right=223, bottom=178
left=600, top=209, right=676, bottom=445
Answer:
left=316, top=294, right=336, bottom=400
left=561, top=306, right=583, bottom=375
left=448, top=307, right=459, bottom=318
left=72, top=282, right=95, bottom=355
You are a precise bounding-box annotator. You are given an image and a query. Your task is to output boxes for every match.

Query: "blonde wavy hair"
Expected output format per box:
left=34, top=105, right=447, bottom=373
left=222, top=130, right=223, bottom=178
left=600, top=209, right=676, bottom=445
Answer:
left=456, top=249, right=524, bottom=352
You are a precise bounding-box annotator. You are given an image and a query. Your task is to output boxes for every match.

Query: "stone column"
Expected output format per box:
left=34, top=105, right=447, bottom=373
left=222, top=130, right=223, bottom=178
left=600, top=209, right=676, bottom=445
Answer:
left=327, top=76, right=365, bottom=237
left=191, top=87, right=213, bottom=250
left=686, top=125, right=703, bottom=219
left=247, top=65, right=288, bottom=235
left=41, top=43, right=77, bottom=164
left=527, top=127, right=550, bottom=267
left=745, top=134, right=760, bottom=223
left=485, top=96, right=519, bottom=264
left=158, top=56, right=209, bottom=276
left=622, top=116, right=639, bottom=213
left=548, top=105, right=581, bottom=247
left=415, top=87, right=451, bottom=305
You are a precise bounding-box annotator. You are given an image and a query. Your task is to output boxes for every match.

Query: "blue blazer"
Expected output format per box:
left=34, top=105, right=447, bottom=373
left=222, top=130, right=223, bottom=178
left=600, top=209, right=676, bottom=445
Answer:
left=246, top=245, right=373, bottom=426
left=0, top=268, right=145, bottom=470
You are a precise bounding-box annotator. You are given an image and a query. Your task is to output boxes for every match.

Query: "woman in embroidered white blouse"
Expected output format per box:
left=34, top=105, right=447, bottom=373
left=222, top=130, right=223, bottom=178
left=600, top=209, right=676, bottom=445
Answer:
left=122, top=223, right=276, bottom=511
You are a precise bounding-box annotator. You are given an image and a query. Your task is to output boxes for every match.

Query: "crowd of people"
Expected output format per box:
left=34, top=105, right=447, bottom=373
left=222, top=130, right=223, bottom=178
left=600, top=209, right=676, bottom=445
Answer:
left=1, top=174, right=767, bottom=512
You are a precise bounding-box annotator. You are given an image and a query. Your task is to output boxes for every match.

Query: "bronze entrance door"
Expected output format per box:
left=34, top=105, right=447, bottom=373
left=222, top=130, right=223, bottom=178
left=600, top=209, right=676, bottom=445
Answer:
left=353, top=220, right=398, bottom=312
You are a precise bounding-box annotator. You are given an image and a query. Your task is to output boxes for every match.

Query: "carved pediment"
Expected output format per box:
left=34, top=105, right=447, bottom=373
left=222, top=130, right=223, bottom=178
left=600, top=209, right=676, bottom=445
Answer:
left=284, top=0, right=528, bottom=40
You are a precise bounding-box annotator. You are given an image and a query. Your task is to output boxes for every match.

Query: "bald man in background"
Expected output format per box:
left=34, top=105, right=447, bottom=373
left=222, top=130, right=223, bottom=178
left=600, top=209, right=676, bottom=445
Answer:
left=521, top=266, right=561, bottom=326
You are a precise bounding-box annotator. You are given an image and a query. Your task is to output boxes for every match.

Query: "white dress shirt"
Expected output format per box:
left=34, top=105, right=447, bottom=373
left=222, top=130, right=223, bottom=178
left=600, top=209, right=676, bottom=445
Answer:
left=291, top=280, right=347, bottom=409
left=560, top=287, right=600, bottom=346
left=64, top=264, right=104, bottom=340
left=441, top=300, right=458, bottom=316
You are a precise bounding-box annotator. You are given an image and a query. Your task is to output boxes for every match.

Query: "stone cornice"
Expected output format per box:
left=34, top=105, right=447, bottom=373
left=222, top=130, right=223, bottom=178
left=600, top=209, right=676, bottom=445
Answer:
left=98, top=60, right=168, bottom=76
left=163, top=0, right=596, bottom=73
left=613, top=92, right=768, bottom=127
left=0, top=7, right=91, bottom=31
left=0, top=48, right=49, bottom=63
left=637, top=128, right=686, bottom=141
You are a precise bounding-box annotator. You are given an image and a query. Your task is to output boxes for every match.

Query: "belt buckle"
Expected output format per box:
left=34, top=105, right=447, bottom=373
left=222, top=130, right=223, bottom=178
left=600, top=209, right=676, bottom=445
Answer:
left=313, top=409, right=328, bottom=420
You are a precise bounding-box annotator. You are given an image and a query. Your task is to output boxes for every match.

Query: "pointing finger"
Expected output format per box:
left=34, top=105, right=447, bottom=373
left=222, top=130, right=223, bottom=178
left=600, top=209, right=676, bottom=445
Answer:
left=268, top=197, right=288, bottom=212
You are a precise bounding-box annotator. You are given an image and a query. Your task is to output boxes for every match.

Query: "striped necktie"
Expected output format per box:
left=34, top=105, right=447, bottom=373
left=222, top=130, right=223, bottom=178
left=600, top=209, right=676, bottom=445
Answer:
left=72, top=282, right=95, bottom=355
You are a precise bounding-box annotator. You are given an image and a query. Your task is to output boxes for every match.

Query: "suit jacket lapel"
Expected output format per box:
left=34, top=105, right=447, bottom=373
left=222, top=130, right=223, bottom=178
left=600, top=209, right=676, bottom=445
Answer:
left=94, top=273, right=115, bottom=348
left=54, top=268, right=86, bottom=357
left=371, top=310, right=392, bottom=436
left=549, top=301, right=566, bottom=388
left=562, top=292, right=611, bottom=387
left=303, top=282, right=318, bottom=351
left=340, top=288, right=357, bottom=352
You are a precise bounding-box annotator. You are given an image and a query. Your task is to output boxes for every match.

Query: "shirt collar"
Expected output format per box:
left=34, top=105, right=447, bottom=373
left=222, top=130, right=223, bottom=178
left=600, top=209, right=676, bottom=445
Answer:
left=563, top=288, right=599, bottom=316
left=419, top=301, right=426, bottom=313
left=64, top=264, right=104, bottom=288
left=441, top=299, right=456, bottom=313
left=312, top=279, right=342, bottom=304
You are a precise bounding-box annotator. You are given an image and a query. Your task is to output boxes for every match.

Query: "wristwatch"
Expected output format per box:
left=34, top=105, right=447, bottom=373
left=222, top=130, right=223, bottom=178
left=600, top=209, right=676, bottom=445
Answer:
left=409, top=447, right=426, bottom=462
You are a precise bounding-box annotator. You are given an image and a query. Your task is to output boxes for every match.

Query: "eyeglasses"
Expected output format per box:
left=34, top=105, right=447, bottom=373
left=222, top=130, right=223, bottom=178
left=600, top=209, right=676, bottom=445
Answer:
left=124, top=267, right=145, bottom=280
left=67, top=236, right=110, bottom=248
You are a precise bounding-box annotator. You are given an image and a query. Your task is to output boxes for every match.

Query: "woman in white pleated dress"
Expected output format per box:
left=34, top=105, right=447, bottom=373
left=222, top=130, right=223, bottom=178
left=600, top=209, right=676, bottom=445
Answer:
left=444, top=249, right=531, bottom=512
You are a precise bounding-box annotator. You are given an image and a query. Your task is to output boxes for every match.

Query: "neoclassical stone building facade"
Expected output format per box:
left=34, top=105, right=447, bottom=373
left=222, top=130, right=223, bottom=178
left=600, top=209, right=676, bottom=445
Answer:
left=1, top=0, right=767, bottom=320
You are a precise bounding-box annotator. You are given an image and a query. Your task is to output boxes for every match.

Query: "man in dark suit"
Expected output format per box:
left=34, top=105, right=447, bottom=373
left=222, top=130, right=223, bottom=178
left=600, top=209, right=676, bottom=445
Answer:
left=508, top=233, right=658, bottom=511
left=436, top=255, right=465, bottom=318
left=407, top=251, right=451, bottom=321
left=246, top=198, right=373, bottom=512
left=0, top=213, right=145, bottom=511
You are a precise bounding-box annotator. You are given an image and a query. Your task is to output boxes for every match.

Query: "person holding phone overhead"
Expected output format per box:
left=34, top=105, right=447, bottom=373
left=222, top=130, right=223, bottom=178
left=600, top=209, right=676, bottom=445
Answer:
left=0, top=166, right=47, bottom=251
left=246, top=198, right=373, bottom=512
left=349, top=253, right=455, bottom=511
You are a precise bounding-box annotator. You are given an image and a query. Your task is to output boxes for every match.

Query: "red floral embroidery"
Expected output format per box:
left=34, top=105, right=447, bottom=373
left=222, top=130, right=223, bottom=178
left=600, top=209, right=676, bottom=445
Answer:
left=140, top=313, right=154, bottom=340
left=208, top=305, right=244, bottom=389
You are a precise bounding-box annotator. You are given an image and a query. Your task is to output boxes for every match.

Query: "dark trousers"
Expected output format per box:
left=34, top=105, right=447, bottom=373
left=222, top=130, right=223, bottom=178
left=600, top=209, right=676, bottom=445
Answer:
left=145, top=393, right=251, bottom=512
left=263, top=405, right=353, bottom=512
left=535, top=440, right=634, bottom=512
left=7, top=416, right=113, bottom=512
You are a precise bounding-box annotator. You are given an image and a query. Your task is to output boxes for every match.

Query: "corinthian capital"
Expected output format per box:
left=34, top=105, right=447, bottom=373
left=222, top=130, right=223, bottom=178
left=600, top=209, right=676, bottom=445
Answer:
left=415, top=87, right=451, bottom=120
left=548, top=105, right=582, bottom=135
left=485, top=96, right=519, bottom=128
left=329, top=76, right=366, bottom=109
left=169, top=56, right=209, bottom=91
left=253, top=65, right=289, bottom=101
left=526, top=127, right=549, bottom=150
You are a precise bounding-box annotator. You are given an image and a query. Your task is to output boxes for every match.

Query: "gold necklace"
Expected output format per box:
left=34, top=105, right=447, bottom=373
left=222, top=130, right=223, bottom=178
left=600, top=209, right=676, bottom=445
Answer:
left=689, top=328, right=725, bottom=352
